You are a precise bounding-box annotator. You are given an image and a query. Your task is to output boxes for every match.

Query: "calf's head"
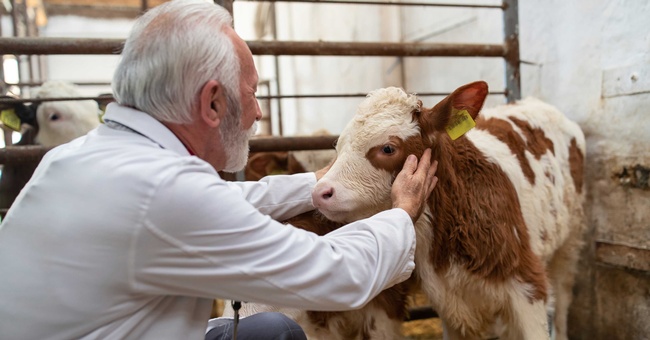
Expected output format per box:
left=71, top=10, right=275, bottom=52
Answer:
left=312, top=81, right=488, bottom=223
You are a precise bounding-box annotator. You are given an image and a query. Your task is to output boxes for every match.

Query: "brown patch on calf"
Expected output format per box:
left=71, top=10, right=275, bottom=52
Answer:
left=244, top=152, right=311, bottom=181
left=475, top=117, right=536, bottom=185
left=568, top=138, right=584, bottom=194
left=246, top=152, right=290, bottom=181
left=427, top=134, right=548, bottom=302
left=508, top=116, right=555, bottom=158
left=284, top=210, right=343, bottom=235
left=365, top=135, right=426, bottom=177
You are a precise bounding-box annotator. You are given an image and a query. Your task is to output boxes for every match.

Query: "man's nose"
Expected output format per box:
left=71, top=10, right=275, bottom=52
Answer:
left=255, top=101, right=262, bottom=121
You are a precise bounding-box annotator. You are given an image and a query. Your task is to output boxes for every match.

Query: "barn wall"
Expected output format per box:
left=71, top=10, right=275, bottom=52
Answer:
left=519, top=2, right=650, bottom=339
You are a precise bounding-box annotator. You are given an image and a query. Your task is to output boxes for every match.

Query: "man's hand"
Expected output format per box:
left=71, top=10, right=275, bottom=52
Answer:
left=391, top=148, right=438, bottom=222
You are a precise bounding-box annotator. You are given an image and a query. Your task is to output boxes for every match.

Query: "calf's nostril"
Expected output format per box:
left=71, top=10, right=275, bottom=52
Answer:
left=321, top=188, right=334, bottom=200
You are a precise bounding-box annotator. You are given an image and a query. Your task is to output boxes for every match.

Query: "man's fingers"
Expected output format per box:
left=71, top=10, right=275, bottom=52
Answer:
left=417, top=149, right=432, bottom=173
left=403, top=154, right=418, bottom=174
left=429, top=176, right=439, bottom=192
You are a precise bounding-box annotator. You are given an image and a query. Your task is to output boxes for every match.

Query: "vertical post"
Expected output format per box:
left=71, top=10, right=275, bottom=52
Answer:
left=10, top=0, right=22, bottom=92
left=503, top=0, right=520, bottom=103
left=0, top=20, right=10, bottom=147
left=141, top=0, right=149, bottom=14
left=18, top=0, right=33, bottom=85
left=214, top=0, right=234, bottom=19
left=270, top=3, right=283, bottom=136
left=0, top=14, right=5, bottom=93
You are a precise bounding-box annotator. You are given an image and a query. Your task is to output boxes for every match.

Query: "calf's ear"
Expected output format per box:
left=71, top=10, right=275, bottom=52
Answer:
left=419, top=81, right=489, bottom=134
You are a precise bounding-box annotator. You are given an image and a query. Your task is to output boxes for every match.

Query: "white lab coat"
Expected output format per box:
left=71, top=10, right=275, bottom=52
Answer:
left=0, top=103, right=415, bottom=340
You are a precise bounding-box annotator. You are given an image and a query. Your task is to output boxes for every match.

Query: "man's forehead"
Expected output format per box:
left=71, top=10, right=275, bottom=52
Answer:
left=224, top=26, right=257, bottom=85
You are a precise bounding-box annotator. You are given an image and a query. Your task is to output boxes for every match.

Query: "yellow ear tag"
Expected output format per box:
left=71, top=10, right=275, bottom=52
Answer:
left=1, top=109, right=22, bottom=131
left=445, top=109, right=476, bottom=140
left=98, top=106, right=106, bottom=124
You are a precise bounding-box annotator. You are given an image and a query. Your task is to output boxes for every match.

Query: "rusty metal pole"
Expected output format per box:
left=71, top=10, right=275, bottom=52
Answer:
left=214, top=0, right=234, bottom=19
left=0, top=37, right=506, bottom=57
left=503, top=0, right=521, bottom=103
left=10, top=0, right=23, bottom=94
left=270, top=3, right=283, bottom=136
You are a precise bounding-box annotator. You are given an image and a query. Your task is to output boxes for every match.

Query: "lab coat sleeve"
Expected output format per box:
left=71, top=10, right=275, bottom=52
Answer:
left=224, top=173, right=317, bottom=221
left=130, top=163, right=415, bottom=311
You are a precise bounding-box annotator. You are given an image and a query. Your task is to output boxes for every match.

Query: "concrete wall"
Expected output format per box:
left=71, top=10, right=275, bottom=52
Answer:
left=517, top=1, right=650, bottom=339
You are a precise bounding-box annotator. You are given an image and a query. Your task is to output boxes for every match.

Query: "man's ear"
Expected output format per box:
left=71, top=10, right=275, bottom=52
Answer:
left=199, top=80, right=228, bottom=128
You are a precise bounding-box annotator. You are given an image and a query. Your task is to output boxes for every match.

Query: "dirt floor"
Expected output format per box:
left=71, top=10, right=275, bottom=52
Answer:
left=402, top=290, right=443, bottom=340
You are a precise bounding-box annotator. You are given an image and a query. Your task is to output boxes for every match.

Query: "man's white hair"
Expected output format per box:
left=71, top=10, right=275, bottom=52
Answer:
left=112, top=0, right=240, bottom=124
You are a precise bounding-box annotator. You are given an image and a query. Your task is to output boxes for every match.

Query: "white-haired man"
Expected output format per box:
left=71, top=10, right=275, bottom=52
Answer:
left=0, top=1, right=438, bottom=339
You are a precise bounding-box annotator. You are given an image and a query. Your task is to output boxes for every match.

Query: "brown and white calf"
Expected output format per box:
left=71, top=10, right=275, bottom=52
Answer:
left=311, top=81, right=586, bottom=340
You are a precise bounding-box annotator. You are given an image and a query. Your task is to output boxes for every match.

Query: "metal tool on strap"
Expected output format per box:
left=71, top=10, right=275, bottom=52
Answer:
left=232, top=300, right=241, bottom=340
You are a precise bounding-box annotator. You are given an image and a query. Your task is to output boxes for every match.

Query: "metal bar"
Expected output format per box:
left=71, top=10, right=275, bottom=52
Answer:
left=0, top=145, right=48, bottom=165
left=236, top=0, right=503, bottom=9
left=248, top=40, right=505, bottom=57
left=10, top=0, right=23, bottom=91
left=0, top=90, right=507, bottom=105
left=214, top=0, right=234, bottom=17
left=503, top=0, right=520, bottom=102
left=0, top=136, right=338, bottom=164
left=0, top=96, right=112, bottom=104
left=0, top=37, right=125, bottom=55
left=140, top=0, right=148, bottom=13
left=249, top=136, right=337, bottom=152
left=270, top=3, right=284, bottom=135
left=6, top=81, right=112, bottom=87
left=256, top=90, right=507, bottom=100
left=0, top=37, right=506, bottom=58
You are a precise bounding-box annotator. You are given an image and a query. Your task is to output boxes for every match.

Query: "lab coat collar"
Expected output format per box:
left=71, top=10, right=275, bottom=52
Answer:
left=102, top=102, right=191, bottom=156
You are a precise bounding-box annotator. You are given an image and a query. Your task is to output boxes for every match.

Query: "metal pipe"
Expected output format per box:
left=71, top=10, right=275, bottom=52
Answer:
left=270, top=2, right=284, bottom=135
left=0, top=96, right=113, bottom=104
left=0, top=90, right=507, bottom=105
left=0, top=136, right=338, bottom=164
left=6, top=81, right=112, bottom=87
left=236, top=0, right=503, bottom=9
left=503, top=0, right=521, bottom=103
left=256, top=91, right=507, bottom=100
left=0, top=37, right=506, bottom=58
left=214, top=0, right=234, bottom=18
left=249, top=40, right=505, bottom=57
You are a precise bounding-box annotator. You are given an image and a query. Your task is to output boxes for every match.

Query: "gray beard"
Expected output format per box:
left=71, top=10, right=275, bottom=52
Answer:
left=220, top=102, right=257, bottom=173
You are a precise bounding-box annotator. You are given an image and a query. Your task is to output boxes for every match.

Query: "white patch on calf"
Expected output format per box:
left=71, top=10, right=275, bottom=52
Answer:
left=32, top=81, right=101, bottom=147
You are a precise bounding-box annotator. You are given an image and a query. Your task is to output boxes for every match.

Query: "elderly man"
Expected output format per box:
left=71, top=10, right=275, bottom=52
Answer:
left=0, top=1, right=438, bottom=339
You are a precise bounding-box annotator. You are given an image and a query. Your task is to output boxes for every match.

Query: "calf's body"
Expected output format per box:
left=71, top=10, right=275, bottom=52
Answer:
left=312, top=82, right=585, bottom=340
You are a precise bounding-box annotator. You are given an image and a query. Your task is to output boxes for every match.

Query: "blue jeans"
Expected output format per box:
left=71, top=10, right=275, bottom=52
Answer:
left=205, top=312, right=307, bottom=340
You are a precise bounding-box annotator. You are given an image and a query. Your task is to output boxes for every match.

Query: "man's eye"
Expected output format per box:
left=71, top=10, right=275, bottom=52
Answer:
left=382, top=145, right=395, bottom=154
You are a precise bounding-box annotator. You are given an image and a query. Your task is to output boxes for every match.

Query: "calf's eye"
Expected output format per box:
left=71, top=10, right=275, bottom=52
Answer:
left=50, top=113, right=60, bottom=121
left=382, top=145, right=395, bottom=154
